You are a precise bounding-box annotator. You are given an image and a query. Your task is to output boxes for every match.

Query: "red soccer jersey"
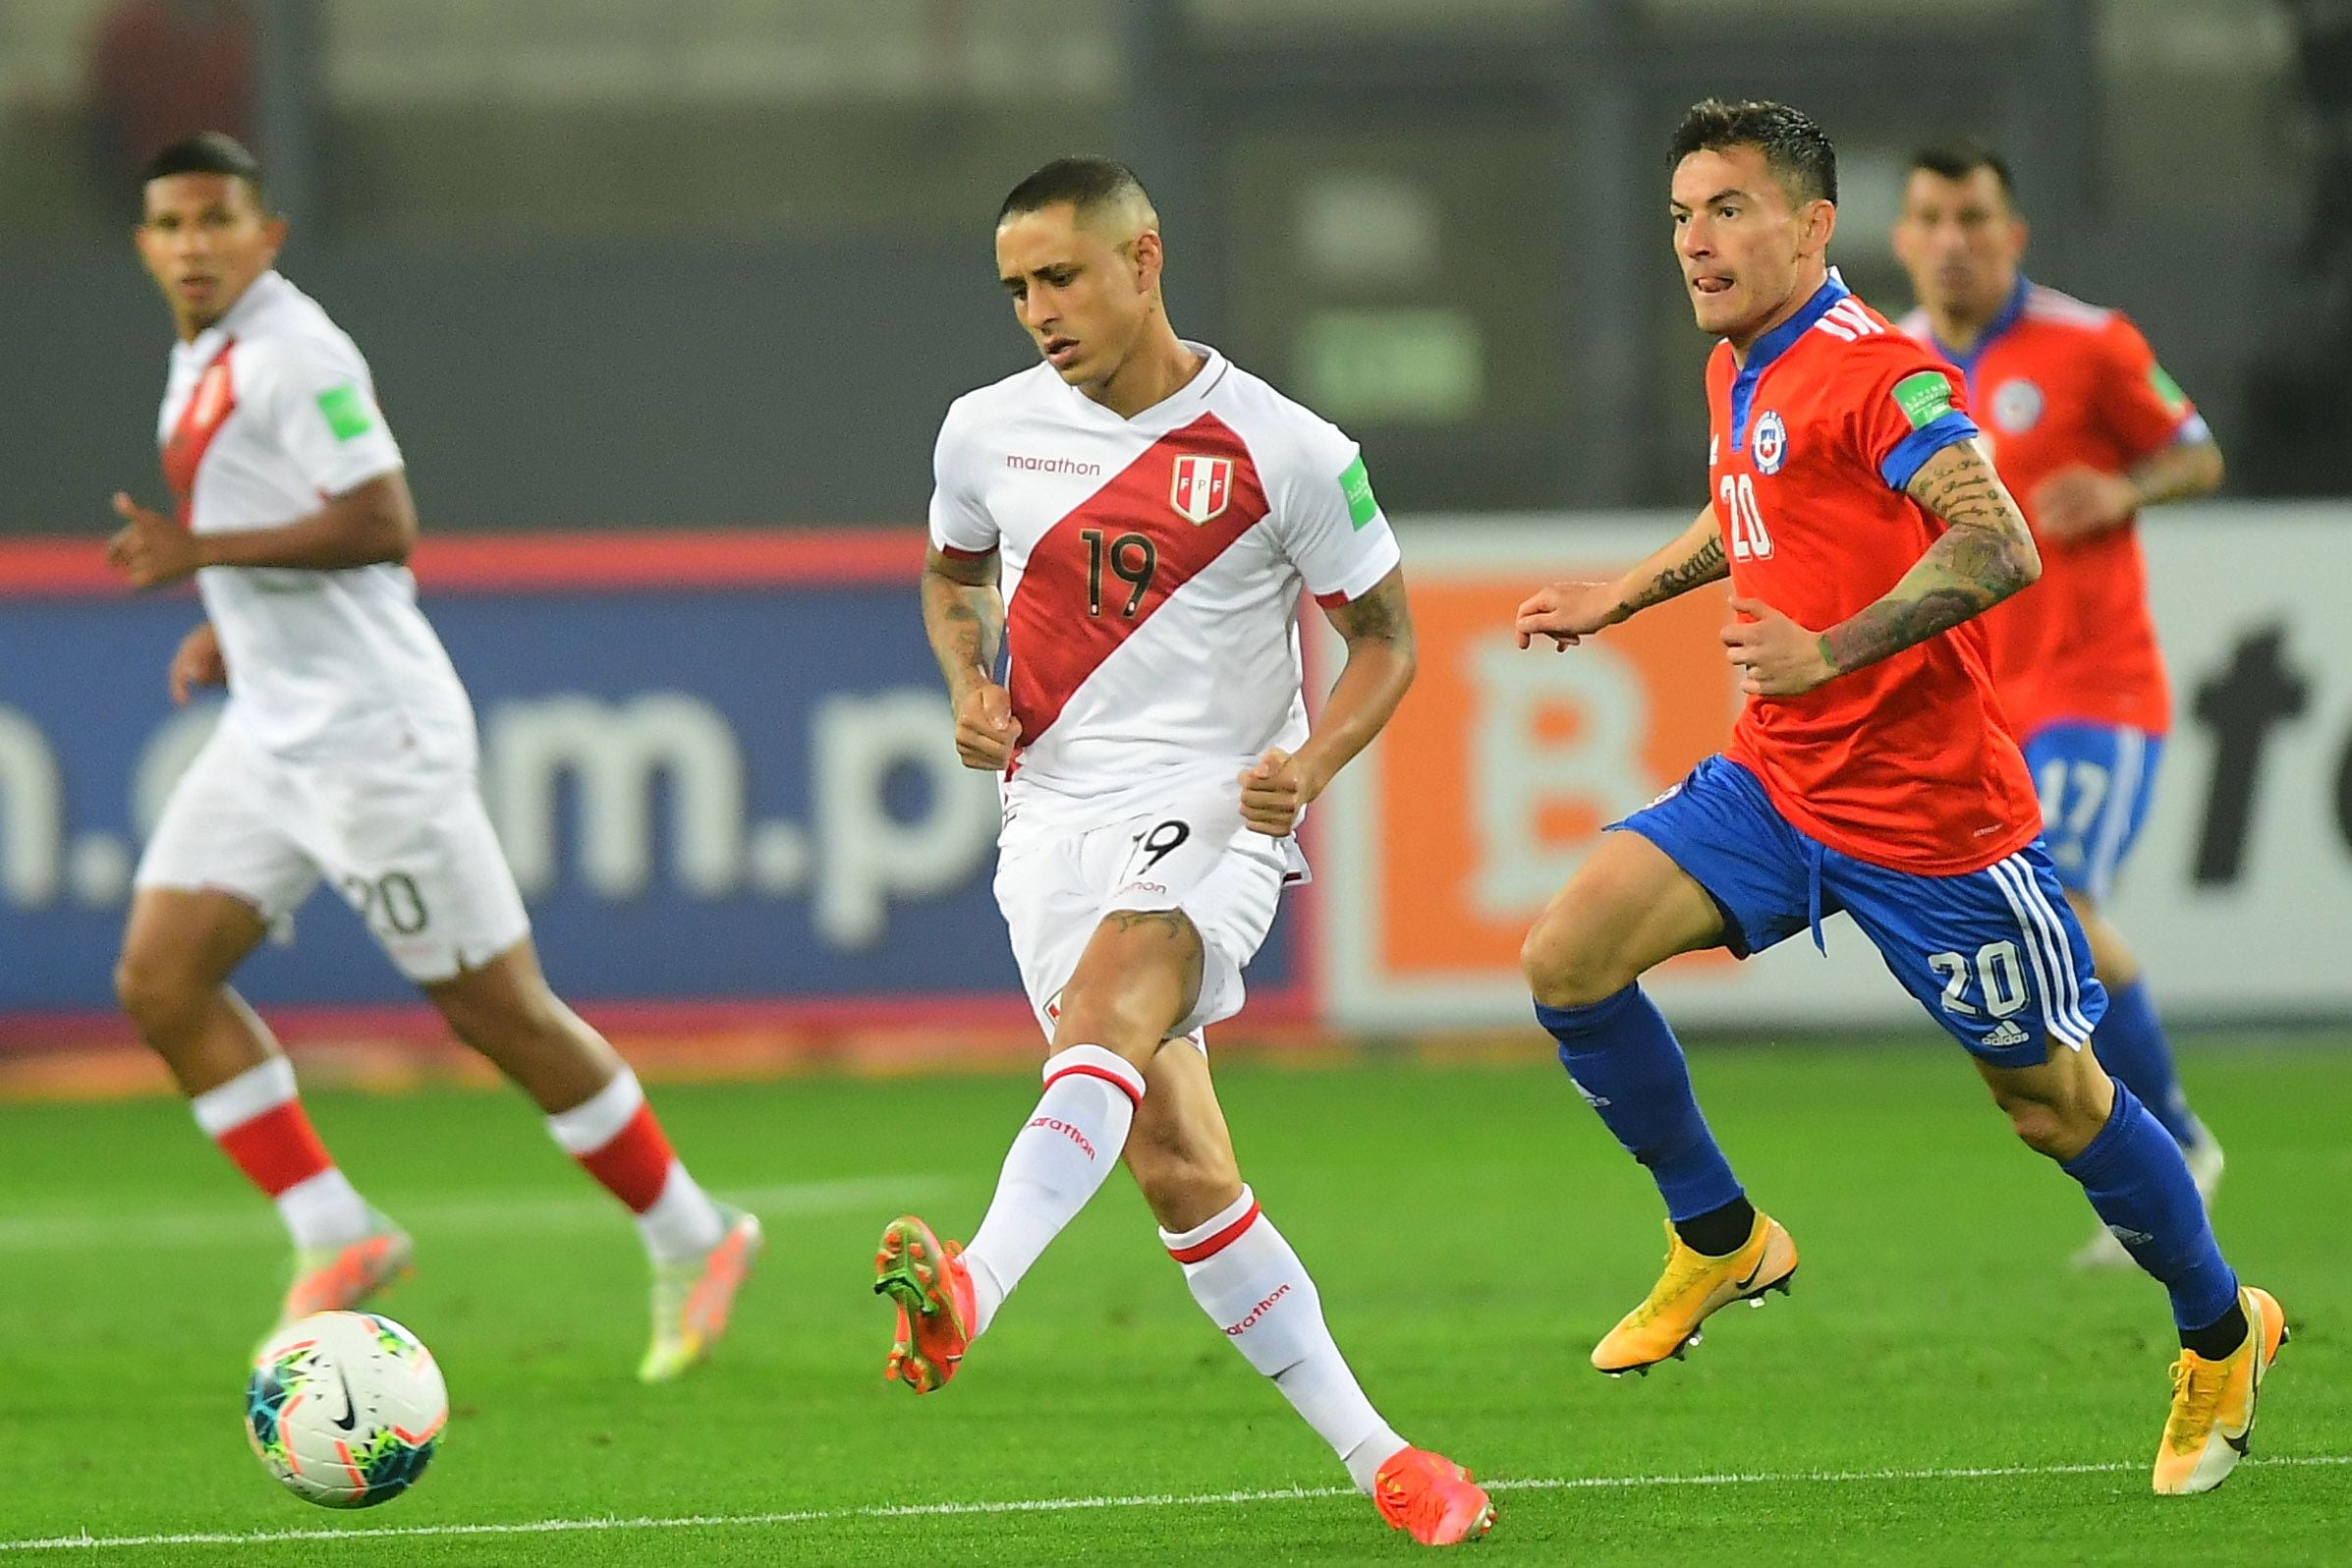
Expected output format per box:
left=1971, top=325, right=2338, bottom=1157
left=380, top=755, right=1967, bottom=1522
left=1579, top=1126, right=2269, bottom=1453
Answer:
left=1900, top=279, right=2199, bottom=738
left=1709, top=278, right=2044, bottom=874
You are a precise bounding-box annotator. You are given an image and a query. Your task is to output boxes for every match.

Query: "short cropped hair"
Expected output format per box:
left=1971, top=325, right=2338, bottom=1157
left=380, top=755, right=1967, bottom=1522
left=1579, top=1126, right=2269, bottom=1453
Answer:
left=996, top=156, right=1150, bottom=228
left=1669, top=98, right=1837, bottom=207
left=140, top=132, right=268, bottom=207
left=1909, top=139, right=2017, bottom=202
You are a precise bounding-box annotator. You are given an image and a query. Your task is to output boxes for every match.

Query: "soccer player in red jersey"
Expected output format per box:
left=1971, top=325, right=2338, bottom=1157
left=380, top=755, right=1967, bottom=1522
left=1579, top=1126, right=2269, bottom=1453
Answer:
left=1514, top=101, right=2281, bottom=1494
left=1892, top=141, right=2227, bottom=1266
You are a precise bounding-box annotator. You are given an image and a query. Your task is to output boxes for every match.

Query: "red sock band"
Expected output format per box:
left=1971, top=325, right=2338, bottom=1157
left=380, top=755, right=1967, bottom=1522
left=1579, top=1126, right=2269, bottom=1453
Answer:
left=575, top=1102, right=676, bottom=1213
left=1168, top=1200, right=1262, bottom=1263
left=215, top=1100, right=335, bottom=1198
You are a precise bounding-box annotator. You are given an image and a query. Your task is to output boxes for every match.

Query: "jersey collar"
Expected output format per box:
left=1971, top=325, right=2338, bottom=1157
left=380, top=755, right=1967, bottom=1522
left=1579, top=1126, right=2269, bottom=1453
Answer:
left=1928, top=272, right=2030, bottom=380
left=176, top=269, right=287, bottom=364
left=1729, top=273, right=1846, bottom=450
left=1058, top=340, right=1229, bottom=430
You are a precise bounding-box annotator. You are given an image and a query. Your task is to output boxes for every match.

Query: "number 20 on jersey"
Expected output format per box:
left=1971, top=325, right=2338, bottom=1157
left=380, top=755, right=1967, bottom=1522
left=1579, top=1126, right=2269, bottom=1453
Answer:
left=1717, top=474, right=1774, bottom=562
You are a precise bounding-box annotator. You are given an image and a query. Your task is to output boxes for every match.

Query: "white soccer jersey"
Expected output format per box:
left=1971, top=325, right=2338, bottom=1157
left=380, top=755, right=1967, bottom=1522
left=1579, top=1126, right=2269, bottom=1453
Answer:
left=157, top=269, right=474, bottom=759
left=928, top=345, right=1400, bottom=821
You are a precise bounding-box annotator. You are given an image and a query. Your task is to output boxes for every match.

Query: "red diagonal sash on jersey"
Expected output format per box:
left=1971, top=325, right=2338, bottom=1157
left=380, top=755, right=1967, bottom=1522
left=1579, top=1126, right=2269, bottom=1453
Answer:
left=1005, top=413, right=1269, bottom=749
left=161, top=338, right=238, bottom=527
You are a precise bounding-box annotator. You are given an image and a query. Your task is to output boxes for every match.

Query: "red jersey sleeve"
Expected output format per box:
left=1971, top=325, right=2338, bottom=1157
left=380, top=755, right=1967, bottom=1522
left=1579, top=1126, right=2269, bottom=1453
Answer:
left=1842, top=338, right=1982, bottom=494
left=2095, top=313, right=2204, bottom=462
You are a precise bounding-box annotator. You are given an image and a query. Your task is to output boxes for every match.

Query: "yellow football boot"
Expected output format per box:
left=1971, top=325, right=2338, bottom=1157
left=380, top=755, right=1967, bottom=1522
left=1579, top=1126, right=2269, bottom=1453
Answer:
left=1593, top=1212, right=1797, bottom=1375
left=2154, top=1285, right=2288, bottom=1495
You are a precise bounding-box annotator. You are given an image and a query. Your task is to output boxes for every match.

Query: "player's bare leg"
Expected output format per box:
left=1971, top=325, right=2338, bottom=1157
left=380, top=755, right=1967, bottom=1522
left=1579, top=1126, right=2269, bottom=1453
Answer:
left=117, top=887, right=408, bottom=1323
left=1524, top=831, right=1797, bottom=1374
left=1974, top=1038, right=2282, bottom=1492
left=424, top=940, right=756, bottom=1382
left=2063, top=890, right=2222, bottom=1267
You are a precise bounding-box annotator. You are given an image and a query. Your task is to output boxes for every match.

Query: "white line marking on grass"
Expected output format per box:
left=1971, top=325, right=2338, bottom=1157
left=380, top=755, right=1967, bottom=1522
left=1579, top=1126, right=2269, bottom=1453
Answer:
left=0, top=1176, right=950, bottom=1252
left=6, top=1455, right=2346, bottom=1552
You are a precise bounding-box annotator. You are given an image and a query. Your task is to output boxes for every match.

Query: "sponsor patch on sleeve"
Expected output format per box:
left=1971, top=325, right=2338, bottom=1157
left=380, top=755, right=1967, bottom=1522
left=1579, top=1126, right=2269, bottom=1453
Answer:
left=1340, top=454, right=1378, bottom=530
left=1891, top=370, right=1955, bottom=430
left=316, top=384, right=375, bottom=441
left=2149, top=364, right=2190, bottom=412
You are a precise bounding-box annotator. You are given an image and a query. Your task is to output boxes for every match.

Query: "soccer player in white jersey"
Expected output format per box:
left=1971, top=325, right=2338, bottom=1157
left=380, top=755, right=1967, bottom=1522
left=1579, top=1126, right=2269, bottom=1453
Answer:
left=868, top=158, right=1492, bottom=1548
left=104, top=134, right=758, bottom=1381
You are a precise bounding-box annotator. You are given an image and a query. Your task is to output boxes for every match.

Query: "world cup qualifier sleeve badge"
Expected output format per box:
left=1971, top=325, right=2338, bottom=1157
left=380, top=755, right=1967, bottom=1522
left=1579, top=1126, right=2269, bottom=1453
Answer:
left=1751, top=410, right=1788, bottom=476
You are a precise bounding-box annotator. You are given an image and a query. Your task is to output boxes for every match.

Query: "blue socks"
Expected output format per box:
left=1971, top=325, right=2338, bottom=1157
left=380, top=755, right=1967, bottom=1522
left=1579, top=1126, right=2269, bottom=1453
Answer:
left=1538, top=985, right=1743, bottom=1223
left=2062, top=1078, right=2238, bottom=1331
left=2094, top=978, right=2204, bottom=1149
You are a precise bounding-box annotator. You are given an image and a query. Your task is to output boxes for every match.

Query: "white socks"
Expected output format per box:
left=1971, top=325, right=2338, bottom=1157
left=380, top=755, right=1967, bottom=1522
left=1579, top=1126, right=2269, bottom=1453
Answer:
left=1163, top=1186, right=1406, bottom=1493
left=544, top=1069, right=725, bottom=1263
left=190, top=1056, right=373, bottom=1250
left=964, top=1044, right=1146, bottom=1337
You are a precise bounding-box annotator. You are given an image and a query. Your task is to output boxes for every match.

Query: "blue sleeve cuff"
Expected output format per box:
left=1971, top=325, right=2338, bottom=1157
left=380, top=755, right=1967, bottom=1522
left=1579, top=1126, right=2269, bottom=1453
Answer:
left=1879, top=412, right=1981, bottom=490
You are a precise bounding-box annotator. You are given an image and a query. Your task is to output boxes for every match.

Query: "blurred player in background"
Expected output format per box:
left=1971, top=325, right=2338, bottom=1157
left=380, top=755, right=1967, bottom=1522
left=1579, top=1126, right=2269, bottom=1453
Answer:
left=1892, top=141, right=2228, bottom=1266
left=874, top=157, right=1491, bottom=1547
left=1514, top=100, right=2281, bottom=1495
left=106, top=133, right=757, bottom=1381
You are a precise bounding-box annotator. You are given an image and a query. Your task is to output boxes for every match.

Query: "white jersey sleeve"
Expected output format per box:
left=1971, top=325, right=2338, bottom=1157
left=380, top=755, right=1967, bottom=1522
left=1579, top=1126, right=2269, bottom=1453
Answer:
left=1264, top=417, right=1401, bottom=604
left=240, top=329, right=404, bottom=498
left=926, top=395, right=998, bottom=557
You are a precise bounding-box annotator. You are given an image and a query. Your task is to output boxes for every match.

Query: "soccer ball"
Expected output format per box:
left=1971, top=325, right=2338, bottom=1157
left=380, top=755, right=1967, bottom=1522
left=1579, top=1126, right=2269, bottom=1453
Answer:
left=245, top=1311, right=447, bottom=1508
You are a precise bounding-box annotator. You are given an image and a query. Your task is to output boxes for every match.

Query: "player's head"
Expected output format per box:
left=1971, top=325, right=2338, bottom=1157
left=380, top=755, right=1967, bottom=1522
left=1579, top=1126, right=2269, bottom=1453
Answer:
left=1667, top=99, right=1838, bottom=345
left=134, top=132, right=285, bottom=337
left=1891, top=140, right=2027, bottom=327
left=993, top=157, right=1168, bottom=392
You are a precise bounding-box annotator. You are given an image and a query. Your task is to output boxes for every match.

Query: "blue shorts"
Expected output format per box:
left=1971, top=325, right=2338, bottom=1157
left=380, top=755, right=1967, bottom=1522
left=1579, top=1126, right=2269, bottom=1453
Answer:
left=1617, top=756, right=2107, bottom=1066
left=2022, top=722, right=2162, bottom=903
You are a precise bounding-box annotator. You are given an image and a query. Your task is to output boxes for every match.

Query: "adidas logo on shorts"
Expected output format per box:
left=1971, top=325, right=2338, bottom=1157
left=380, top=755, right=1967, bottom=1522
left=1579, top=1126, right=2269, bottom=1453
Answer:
left=1980, top=1019, right=2033, bottom=1049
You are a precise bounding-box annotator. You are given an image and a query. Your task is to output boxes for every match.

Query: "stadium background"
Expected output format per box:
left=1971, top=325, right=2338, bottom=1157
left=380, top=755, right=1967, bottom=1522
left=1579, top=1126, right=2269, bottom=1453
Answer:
left=1, top=4, right=2349, bottom=1562
left=3, top=0, right=2346, bottom=1050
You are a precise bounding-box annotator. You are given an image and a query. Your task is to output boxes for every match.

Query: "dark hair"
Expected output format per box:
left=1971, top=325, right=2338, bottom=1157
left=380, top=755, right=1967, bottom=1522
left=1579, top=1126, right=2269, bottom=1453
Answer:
left=1909, top=139, right=2017, bottom=202
left=1669, top=98, right=1837, bottom=207
left=996, top=156, right=1150, bottom=227
left=140, top=132, right=267, bottom=205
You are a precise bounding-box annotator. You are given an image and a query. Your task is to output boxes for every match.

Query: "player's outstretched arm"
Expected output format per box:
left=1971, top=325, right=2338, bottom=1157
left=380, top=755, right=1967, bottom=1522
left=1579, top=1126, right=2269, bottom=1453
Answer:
left=2032, top=434, right=2224, bottom=543
left=105, top=473, right=418, bottom=588
left=1516, top=503, right=1722, bottom=650
left=921, top=544, right=1019, bottom=771
left=1239, top=566, right=1415, bottom=836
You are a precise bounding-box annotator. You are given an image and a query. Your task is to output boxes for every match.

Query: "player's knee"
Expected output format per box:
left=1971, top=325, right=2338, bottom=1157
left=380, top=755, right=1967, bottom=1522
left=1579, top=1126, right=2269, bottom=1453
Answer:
left=1988, top=1074, right=2106, bottom=1160
left=1521, top=917, right=1623, bottom=1011
left=113, top=949, right=204, bottom=1039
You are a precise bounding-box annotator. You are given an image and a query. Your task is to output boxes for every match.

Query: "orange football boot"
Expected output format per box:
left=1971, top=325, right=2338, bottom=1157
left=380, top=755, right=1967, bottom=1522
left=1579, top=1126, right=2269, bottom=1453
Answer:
left=873, top=1214, right=977, bottom=1394
left=1372, top=1446, right=1496, bottom=1546
left=278, top=1211, right=413, bottom=1328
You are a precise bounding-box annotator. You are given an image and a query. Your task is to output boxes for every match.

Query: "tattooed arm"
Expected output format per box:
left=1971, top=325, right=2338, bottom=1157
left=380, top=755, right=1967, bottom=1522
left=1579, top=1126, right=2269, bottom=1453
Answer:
left=921, top=544, right=1020, bottom=770
left=1240, top=566, right=1416, bottom=835
left=1823, top=438, right=2041, bottom=673
left=1515, top=503, right=1723, bottom=650
left=1720, top=439, right=2040, bottom=698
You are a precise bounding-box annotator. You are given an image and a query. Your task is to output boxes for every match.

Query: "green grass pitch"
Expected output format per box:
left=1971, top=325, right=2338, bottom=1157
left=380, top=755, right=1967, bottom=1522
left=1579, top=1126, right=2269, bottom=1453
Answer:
left=0, top=1036, right=2342, bottom=1565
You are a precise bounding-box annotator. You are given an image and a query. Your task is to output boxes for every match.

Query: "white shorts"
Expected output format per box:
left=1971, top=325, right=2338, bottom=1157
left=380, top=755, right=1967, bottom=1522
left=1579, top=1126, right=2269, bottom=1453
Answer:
left=133, top=721, right=532, bottom=984
left=993, top=782, right=1306, bottom=1043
